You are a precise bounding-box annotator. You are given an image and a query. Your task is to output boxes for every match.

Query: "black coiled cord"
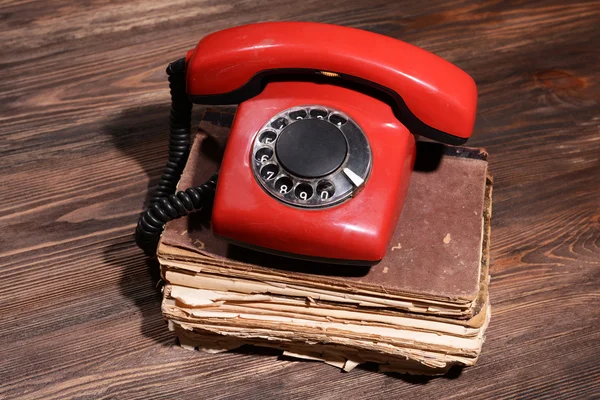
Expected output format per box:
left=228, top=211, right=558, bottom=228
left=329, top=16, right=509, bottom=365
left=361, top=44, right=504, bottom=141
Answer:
left=153, top=58, right=192, bottom=200
left=135, top=174, right=218, bottom=255
left=135, top=58, right=218, bottom=255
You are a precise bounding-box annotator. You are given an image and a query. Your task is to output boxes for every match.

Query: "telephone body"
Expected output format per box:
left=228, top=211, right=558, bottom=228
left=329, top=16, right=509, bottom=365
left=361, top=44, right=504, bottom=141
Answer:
left=136, top=22, right=477, bottom=265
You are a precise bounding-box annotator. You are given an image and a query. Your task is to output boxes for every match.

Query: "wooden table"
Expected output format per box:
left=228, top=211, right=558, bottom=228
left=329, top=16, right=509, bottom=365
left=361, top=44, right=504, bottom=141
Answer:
left=1, top=1, right=598, bottom=398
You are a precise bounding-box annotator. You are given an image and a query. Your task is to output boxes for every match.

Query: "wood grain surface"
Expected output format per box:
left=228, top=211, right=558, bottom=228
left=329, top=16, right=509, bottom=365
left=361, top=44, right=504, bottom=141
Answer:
left=1, top=1, right=598, bottom=399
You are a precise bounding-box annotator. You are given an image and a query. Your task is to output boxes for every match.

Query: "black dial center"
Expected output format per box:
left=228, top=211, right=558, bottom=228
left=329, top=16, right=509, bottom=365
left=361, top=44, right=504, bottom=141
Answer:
left=275, top=119, right=348, bottom=178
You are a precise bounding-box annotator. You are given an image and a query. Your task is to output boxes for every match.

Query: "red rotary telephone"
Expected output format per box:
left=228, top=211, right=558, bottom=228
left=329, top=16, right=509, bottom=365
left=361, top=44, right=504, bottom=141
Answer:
left=136, top=22, right=477, bottom=265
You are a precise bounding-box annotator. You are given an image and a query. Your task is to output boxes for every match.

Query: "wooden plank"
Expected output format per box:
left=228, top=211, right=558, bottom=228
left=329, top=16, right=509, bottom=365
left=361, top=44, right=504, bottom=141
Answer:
left=0, top=0, right=598, bottom=398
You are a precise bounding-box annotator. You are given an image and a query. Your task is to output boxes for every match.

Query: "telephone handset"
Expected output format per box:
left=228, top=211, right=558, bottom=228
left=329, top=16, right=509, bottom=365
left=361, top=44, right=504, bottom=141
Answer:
left=136, top=22, right=477, bottom=265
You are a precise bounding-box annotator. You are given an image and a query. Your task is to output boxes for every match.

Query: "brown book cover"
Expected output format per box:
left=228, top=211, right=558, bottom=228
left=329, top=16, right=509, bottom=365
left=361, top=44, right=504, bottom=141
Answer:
left=159, top=110, right=491, bottom=316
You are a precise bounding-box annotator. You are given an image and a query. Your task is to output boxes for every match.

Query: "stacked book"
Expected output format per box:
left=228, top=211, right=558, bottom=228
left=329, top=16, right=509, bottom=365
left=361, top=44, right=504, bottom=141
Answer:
left=157, top=111, right=492, bottom=375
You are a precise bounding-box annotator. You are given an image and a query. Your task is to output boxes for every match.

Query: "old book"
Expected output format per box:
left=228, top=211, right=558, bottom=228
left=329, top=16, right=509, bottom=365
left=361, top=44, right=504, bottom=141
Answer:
left=157, top=110, right=492, bottom=374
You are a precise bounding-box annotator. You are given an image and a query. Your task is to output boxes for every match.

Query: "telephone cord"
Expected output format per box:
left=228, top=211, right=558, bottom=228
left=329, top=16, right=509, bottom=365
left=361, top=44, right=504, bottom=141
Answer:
left=135, top=58, right=218, bottom=255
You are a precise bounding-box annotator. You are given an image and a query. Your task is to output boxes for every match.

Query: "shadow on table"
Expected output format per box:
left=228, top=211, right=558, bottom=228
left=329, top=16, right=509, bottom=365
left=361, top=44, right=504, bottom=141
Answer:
left=102, top=104, right=182, bottom=346
left=103, top=103, right=458, bottom=382
left=358, top=361, right=463, bottom=383
left=104, top=103, right=205, bottom=208
left=234, top=347, right=463, bottom=383
left=106, top=240, right=170, bottom=344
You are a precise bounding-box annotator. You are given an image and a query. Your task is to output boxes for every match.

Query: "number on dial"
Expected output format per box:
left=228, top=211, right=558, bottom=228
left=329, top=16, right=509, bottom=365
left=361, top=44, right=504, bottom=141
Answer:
left=317, top=181, right=335, bottom=200
left=275, top=177, right=293, bottom=194
left=260, top=164, right=279, bottom=181
left=294, top=183, right=313, bottom=201
left=255, top=148, right=273, bottom=163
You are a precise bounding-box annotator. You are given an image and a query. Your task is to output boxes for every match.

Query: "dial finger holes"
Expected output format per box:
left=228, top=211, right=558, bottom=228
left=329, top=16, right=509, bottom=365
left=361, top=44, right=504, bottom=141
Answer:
left=275, top=176, right=293, bottom=194
left=260, top=164, right=279, bottom=180
left=289, top=109, right=307, bottom=120
left=271, top=117, right=289, bottom=130
left=259, top=130, right=277, bottom=144
left=309, top=108, right=328, bottom=120
left=255, top=147, right=273, bottom=163
left=329, top=113, right=347, bottom=126
left=317, top=180, right=335, bottom=200
left=294, top=183, right=313, bottom=201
